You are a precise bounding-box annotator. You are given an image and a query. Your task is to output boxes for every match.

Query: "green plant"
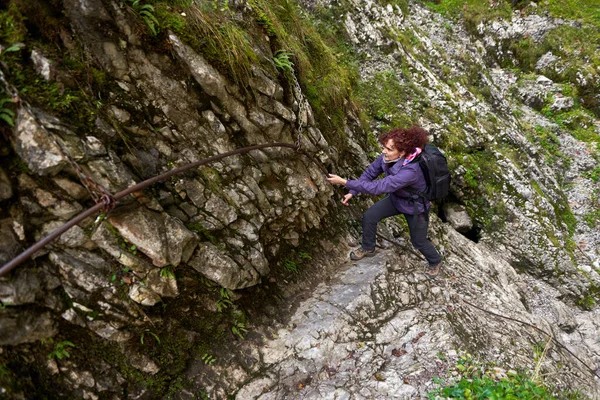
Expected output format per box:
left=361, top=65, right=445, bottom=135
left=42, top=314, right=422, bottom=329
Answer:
left=436, top=374, right=555, bottom=399
left=283, top=258, right=299, bottom=274
left=216, top=287, right=233, bottom=312
left=231, top=320, right=248, bottom=340
left=201, top=353, right=216, bottom=365
left=584, top=209, right=600, bottom=228
left=160, top=266, right=176, bottom=280
left=127, top=0, right=159, bottom=35
left=0, top=96, right=15, bottom=127
left=212, top=0, right=229, bottom=12
left=273, top=50, right=294, bottom=73
left=140, top=329, right=160, bottom=345
left=48, top=341, right=76, bottom=360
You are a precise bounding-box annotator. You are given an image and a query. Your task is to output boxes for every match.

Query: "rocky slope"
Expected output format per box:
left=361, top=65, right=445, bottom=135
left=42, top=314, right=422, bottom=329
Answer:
left=0, top=0, right=599, bottom=398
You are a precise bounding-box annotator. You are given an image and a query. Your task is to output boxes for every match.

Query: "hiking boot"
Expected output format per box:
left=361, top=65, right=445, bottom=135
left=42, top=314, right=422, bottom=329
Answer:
left=424, top=262, right=442, bottom=279
left=350, top=247, right=376, bottom=261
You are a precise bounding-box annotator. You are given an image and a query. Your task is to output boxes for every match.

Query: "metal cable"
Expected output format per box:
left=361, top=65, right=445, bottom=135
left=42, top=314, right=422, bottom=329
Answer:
left=0, top=142, right=328, bottom=278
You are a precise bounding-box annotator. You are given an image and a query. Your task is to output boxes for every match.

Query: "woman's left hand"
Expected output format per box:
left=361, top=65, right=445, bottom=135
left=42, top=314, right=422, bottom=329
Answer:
left=326, top=174, right=347, bottom=186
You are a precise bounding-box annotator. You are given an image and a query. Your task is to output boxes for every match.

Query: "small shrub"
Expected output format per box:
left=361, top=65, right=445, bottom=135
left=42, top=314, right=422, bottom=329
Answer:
left=48, top=341, right=76, bottom=360
left=216, top=287, right=233, bottom=312
left=273, top=50, right=294, bottom=74
left=126, top=0, right=159, bottom=35
left=160, top=266, right=176, bottom=280
left=0, top=96, right=15, bottom=127
left=201, top=353, right=216, bottom=365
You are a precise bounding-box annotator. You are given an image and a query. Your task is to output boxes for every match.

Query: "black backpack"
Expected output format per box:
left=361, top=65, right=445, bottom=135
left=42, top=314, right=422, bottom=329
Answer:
left=411, top=144, right=451, bottom=202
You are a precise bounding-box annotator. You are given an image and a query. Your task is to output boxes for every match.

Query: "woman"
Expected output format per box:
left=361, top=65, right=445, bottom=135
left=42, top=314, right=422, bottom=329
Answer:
left=326, top=126, right=443, bottom=278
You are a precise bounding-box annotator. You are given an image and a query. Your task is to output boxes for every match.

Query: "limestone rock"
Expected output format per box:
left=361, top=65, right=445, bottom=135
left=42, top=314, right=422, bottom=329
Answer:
left=128, top=284, right=161, bottom=306
left=188, top=242, right=260, bottom=289
left=87, top=320, right=133, bottom=342
left=86, top=151, right=138, bottom=194
left=126, top=351, right=160, bottom=375
left=0, top=309, right=57, bottom=345
left=535, top=51, right=559, bottom=71
left=32, top=189, right=83, bottom=220
left=13, top=109, right=69, bottom=176
left=443, top=203, right=473, bottom=233
left=91, top=222, right=153, bottom=273
left=53, top=177, right=89, bottom=200
left=31, top=49, right=54, bottom=81
left=0, top=267, right=41, bottom=305
left=38, top=221, right=92, bottom=248
left=108, top=206, right=198, bottom=267
left=0, top=219, right=20, bottom=266
left=0, top=167, right=12, bottom=201
left=50, top=249, right=112, bottom=293
left=550, top=96, right=574, bottom=112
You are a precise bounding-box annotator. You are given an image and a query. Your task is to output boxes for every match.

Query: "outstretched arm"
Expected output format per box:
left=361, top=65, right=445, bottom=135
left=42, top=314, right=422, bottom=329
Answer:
left=346, top=168, right=418, bottom=195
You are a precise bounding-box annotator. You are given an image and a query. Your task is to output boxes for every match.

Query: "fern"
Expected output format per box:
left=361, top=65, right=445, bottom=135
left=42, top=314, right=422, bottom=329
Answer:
left=128, top=0, right=159, bottom=36
left=0, top=97, right=15, bottom=127
left=273, top=50, right=294, bottom=73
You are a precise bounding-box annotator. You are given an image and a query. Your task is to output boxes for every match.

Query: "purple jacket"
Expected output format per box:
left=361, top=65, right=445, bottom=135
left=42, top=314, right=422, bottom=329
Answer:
left=345, top=155, right=429, bottom=214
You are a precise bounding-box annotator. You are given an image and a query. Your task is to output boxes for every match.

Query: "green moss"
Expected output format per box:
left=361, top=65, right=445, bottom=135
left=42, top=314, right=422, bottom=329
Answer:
left=186, top=222, right=218, bottom=244
left=524, top=125, right=570, bottom=167
left=423, top=0, right=512, bottom=33
left=543, top=0, right=600, bottom=28
left=0, top=3, right=27, bottom=44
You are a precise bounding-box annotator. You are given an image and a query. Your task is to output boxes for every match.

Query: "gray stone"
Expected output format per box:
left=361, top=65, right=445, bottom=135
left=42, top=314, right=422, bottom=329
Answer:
left=83, top=136, right=107, bottom=157
left=108, top=206, right=197, bottom=267
left=168, top=34, right=261, bottom=138
left=248, top=106, right=285, bottom=140
left=0, top=219, right=20, bottom=266
left=0, top=168, right=12, bottom=201
left=50, top=249, right=112, bottom=292
left=38, top=221, right=91, bottom=248
left=128, top=284, right=161, bottom=306
left=53, top=177, right=89, bottom=200
left=443, top=203, right=473, bottom=233
left=86, top=152, right=138, bottom=194
left=188, top=242, right=258, bottom=289
left=0, top=309, right=57, bottom=345
left=0, top=267, right=41, bottom=305
left=249, top=66, right=282, bottom=99
left=13, top=109, right=69, bottom=176
left=91, top=222, right=153, bottom=273
left=31, top=49, right=54, bottom=80
left=535, top=52, right=559, bottom=71
left=126, top=351, right=160, bottom=375
left=87, top=319, right=133, bottom=342
left=204, top=194, right=238, bottom=227
left=32, top=188, right=83, bottom=220
left=550, top=96, right=574, bottom=112
left=109, top=106, right=131, bottom=123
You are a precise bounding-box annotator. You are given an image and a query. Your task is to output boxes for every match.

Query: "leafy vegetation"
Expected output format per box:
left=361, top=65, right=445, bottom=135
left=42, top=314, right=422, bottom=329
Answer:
left=282, top=249, right=312, bottom=274
left=0, top=95, right=15, bottom=127
left=428, top=351, right=583, bottom=400
left=47, top=340, right=76, bottom=360
left=126, top=0, right=160, bottom=35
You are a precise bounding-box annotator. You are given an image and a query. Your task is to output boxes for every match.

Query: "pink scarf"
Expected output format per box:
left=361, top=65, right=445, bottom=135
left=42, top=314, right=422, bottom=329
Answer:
left=403, top=147, right=422, bottom=166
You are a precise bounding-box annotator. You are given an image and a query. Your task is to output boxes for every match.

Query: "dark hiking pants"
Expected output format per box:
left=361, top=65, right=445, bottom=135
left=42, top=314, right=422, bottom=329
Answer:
left=362, top=195, right=442, bottom=266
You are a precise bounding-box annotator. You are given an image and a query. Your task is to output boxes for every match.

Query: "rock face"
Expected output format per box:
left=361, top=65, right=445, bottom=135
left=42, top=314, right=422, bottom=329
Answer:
left=234, top=222, right=599, bottom=398
left=0, top=0, right=599, bottom=398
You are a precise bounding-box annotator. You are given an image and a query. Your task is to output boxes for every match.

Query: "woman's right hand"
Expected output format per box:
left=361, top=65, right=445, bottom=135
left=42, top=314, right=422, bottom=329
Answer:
left=341, top=193, right=353, bottom=206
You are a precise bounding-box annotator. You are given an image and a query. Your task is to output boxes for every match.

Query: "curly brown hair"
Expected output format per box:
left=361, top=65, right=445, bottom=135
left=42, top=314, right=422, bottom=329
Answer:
left=379, top=126, right=429, bottom=155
